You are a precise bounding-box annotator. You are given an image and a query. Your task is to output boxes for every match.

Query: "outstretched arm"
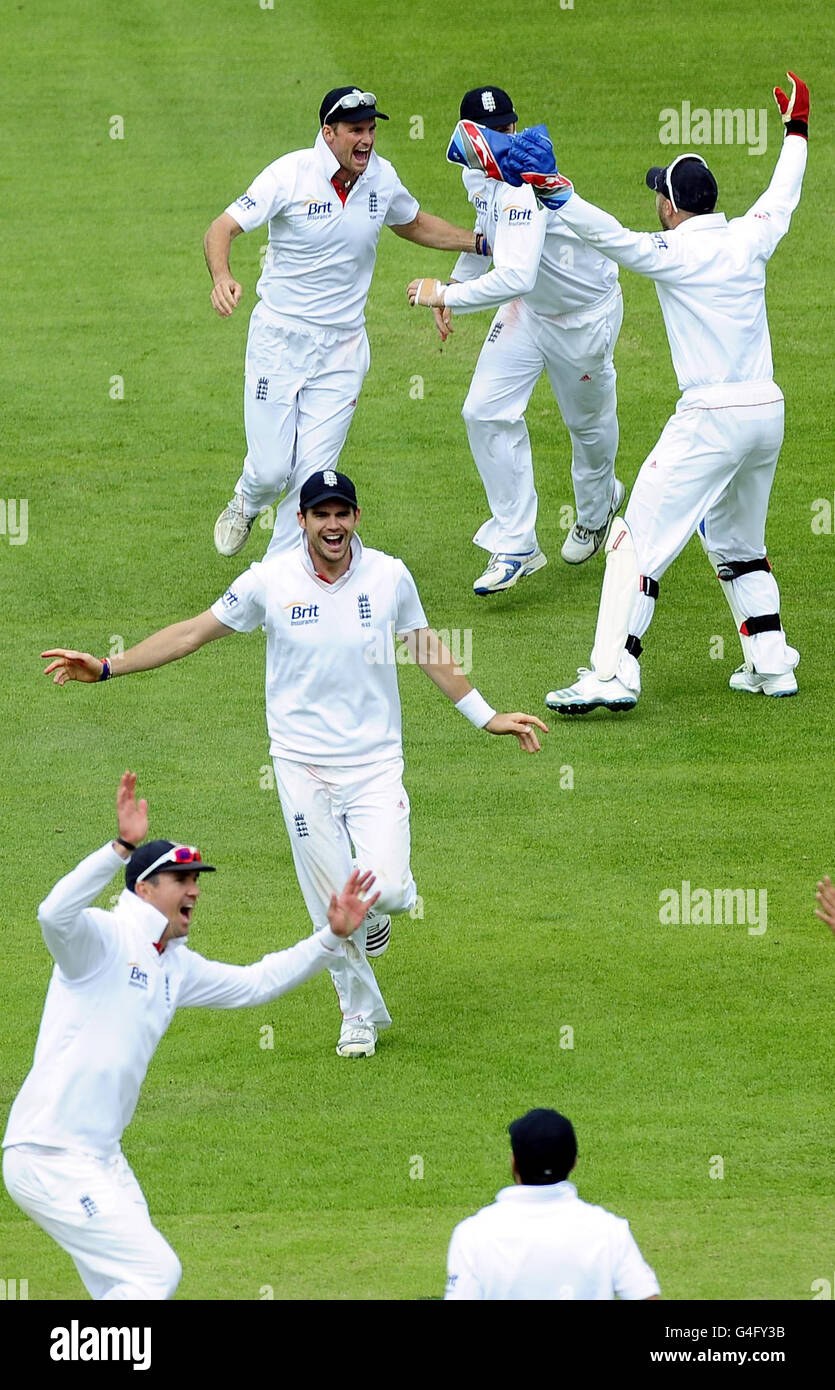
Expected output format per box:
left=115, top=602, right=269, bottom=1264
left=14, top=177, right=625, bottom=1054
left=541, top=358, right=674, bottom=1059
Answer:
left=42, top=609, right=233, bottom=685
left=402, top=627, right=548, bottom=753
left=391, top=211, right=487, bottom=254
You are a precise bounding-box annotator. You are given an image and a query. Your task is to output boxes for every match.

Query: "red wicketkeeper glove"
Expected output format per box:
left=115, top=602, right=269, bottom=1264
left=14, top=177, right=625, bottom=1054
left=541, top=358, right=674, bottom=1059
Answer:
left=773, top=71, right=809, bottom=139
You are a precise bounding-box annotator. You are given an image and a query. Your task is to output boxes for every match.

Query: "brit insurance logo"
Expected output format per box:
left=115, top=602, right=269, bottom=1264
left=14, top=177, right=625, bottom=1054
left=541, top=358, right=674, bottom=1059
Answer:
left=304, top=199, right=333, bottom=221
left=128, top=963, right=148, bottom=990
left=474, top=196, right=488, bottom=215
left=221, top=587, right=239, bottom=610
left=507, top=205, right=533, bottom=223
left=286, top=601, right=320, bottom=626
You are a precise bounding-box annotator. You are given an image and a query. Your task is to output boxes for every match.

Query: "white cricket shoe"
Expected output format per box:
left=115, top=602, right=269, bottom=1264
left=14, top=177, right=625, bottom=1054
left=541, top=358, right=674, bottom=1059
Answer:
left=473, top=548, right=547, bottom=596
left=729, top=665, right=798, bottom=697
left=561, top=479, right=627, bottom=564
left=365, top=915, right=391, bottom=958
left=336, top=1018, right=377, bottom=1059
left=214, top=496, right=256, bottom=557
left=545, top=667, right=638, bottom=715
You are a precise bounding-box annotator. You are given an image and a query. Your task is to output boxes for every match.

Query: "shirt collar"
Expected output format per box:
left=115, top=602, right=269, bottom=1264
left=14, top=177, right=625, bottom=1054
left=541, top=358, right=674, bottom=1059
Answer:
left=314, top=129, right=341, bottom=178
left=672, top=212, right=728, bottom=236
left=299, top=531, right=363, bottom=589
left=495, top=1180, right=579, bottom=1204
left=115, top=887, right=170, bottom=950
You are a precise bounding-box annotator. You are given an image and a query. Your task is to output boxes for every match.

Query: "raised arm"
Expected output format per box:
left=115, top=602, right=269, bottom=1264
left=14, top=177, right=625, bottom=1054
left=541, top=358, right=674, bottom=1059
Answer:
left=402, top=627, right=548, bottom=752
left=204, top=211, right=245, bottom=317
left=42, top=609, right=232, bottom=686
left=38, top=771, right=149, bottom=979
left=739, top=74, right=809, bottom=258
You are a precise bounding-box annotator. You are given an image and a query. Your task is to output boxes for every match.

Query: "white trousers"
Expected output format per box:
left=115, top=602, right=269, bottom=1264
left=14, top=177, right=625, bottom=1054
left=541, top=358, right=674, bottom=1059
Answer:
left=233, top=303, right=370, bottom=555
left=613, top=390, right=795, bottom=679
left=3, top=1145, right=181, bottom=1300
left=272, top=756, right=418, bottom=1029
left=462, top=289, right=623, bottom=554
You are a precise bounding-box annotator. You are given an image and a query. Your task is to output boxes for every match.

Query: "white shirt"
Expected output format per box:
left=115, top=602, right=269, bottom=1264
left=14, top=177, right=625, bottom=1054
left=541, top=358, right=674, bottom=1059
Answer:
left=446, top=171, right=618, bottom=318
left=225, top=132, right=419, bottom=331
left=445, top=1181, right=660, bottom=1301
left=210, top=535, right=428, bottom=766
left=3, top=845, right=345, bottom=1158
left=557, top=135, right=807, bottom=399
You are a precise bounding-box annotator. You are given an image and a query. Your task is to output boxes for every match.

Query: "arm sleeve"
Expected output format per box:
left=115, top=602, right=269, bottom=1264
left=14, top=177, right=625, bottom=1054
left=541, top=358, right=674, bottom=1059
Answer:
left=384, top=173, right=420, bottom=228
left=224, top=159, right=290, bottom=233
left=209, top=563, right=269, bottom=633
left=37, top=844, right=124, bottom=981
left=393, top=562, right=429, bottom=636
left=177, top=927, right=345, bottom=1009
left=736, top=134, right=808, bottom=260
left=444, top=188, right=545, bottom=312
left=557, top=193, right=688, bottom=282
left=451, top=248, right=491, bottom=282
left=444, top=1223, right=486, bottom=1300
left=612, top=1218, right=661, bottom=1300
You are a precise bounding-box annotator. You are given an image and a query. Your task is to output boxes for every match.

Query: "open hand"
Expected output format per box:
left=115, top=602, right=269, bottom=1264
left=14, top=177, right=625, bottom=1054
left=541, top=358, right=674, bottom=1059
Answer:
left=42, top=649, right=103, bottom=685
left=327, top=870, right=381, bottom=937
left=485, top=712, right=549, bottom=753
left=117, top=771, right=149, bottom=846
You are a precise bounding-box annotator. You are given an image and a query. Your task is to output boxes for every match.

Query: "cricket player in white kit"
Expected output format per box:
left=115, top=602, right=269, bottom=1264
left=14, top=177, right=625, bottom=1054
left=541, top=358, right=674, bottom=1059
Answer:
left=41, top=473, right=547, bottom=1059
left=490, top=73, right=810, bottom=713
left=407, top=86, right=625, bottom=595
left=2, top=772, right=378, bottom=1299
left=206, top=86, right=489, bottom=559
left=445, top=1109, right=660, bottom=1300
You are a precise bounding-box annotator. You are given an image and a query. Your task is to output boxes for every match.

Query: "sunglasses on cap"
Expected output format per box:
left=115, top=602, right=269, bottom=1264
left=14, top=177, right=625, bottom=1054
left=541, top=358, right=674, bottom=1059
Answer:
left=663, top=152, right=708, bottom=214
left=323, top=90, right=377, bottom=123
left=135, top=845, right=203, bottom=884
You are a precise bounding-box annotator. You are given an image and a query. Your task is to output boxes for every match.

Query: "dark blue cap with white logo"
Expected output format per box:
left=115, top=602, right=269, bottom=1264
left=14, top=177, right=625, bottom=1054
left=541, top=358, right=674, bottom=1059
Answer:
left=299, top=470, right=359, bottom=512
left=459, top=86, right=518, bottom=130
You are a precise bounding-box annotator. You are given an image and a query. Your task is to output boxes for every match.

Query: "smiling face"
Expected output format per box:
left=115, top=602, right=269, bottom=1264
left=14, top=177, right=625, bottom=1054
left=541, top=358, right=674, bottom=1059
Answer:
left=136, top=870, right=202, bottom=943
left=299, top=499, right=360, bottom=577
left=322, top=117, right=376, bottom=180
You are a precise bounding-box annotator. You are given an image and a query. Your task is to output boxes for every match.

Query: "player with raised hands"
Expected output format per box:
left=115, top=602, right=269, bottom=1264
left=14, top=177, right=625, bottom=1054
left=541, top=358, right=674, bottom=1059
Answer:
left=41, top=471, right=547, bottom=1060
left=466, top=73, right=809, bottom=713
left=2, top=771, right=378, bottom=1300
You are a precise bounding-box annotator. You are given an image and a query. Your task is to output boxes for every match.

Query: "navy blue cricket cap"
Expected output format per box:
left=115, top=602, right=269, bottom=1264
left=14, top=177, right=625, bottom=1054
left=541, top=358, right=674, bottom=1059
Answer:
left=645, top=154, right=718, bottom=214
left=459, top=86, right=518, bottom=130
left=126, top=840, right=216, bottom=893
left=299, top=470, right=359, bottom=513
left=319, top=87, right=389, bottom=127
left=509, top=1108, right=577, bottom=1185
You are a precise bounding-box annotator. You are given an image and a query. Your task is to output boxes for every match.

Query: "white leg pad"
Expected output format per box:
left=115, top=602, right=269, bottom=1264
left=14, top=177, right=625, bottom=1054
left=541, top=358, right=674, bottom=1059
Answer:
left=591, top=518, right=638, bottom=680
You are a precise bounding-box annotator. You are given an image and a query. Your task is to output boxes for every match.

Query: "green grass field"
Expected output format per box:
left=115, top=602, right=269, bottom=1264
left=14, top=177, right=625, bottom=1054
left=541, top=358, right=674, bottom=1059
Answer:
left=2, top=0, right=833, bottom=1301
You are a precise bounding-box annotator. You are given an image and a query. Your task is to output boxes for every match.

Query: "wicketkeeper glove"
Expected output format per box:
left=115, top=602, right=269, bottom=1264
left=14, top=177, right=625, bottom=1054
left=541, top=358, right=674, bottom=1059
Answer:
left=446, top=120, right=521, bottom=183
left=773, top=70, right=809, bottom=139
left=502, top=126, right=574, bottom=210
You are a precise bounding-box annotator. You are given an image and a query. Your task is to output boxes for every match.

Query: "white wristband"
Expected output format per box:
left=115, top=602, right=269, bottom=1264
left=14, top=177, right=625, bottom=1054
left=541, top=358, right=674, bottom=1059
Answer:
left=455, top=689, right=497, bottom=729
